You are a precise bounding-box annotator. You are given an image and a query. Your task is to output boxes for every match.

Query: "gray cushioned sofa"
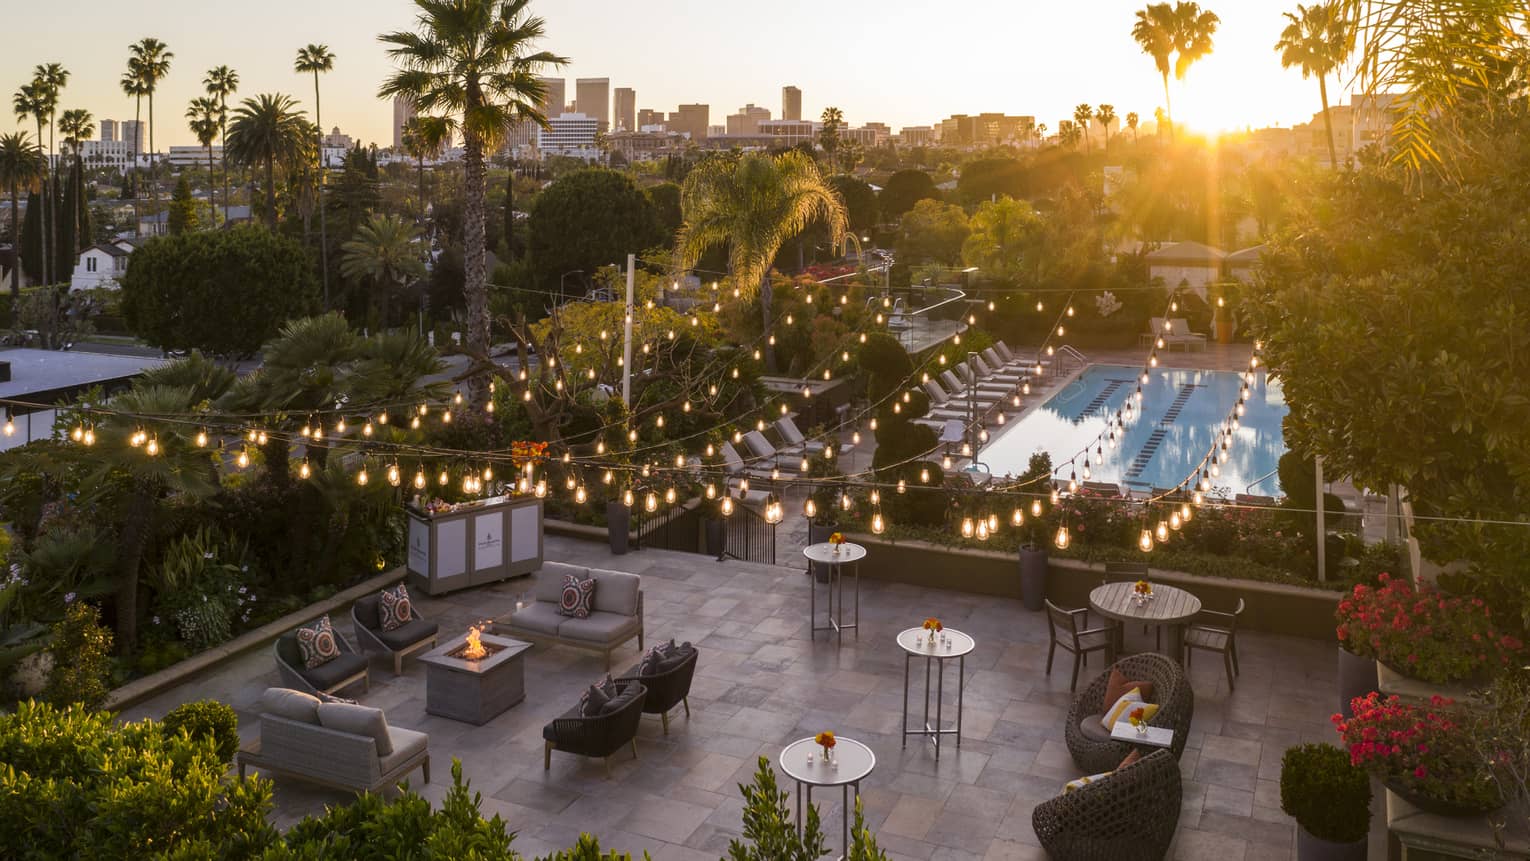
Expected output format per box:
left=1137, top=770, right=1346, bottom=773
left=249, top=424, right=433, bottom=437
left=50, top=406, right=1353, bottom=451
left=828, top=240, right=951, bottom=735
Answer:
left=236, top=687, right=429, bottom=793
left=498, top=561, right=643, bottom=669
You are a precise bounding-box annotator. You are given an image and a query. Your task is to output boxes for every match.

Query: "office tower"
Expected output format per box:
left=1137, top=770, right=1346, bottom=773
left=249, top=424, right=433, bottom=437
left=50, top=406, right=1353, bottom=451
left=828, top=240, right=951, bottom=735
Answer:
left=614, top=87, right=636, bottom=132
left=539, top=77, right=566, bottom=121
left=537, top=112, right=600, bottom=159
left=121, top=120, right=144, bottom=152
left=575, top=77, right=610, bottom=130
left=668, top=104, right=710, bottom=140
left=637, top=109, right=665, bottom=130
left=726, top=103, right=772, bottom=135
left=99, top=120, right=118, bottom=142
left=392, top=96, right=416, bottom=149
left=782, top=86, right=802, bottom=121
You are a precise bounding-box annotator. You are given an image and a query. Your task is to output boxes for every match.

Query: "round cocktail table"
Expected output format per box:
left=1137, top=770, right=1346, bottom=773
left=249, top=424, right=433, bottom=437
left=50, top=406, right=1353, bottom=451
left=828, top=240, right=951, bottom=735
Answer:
left=898, top=626, right=975, bottom=759
left=779, top=735, right=876, bottom=856
left=803, top=542, right=865, bottom=642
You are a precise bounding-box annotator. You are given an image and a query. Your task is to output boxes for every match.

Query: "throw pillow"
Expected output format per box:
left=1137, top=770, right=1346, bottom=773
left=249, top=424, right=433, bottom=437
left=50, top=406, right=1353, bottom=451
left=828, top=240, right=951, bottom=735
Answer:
left=1118, top=750, right=1142, bottom=770
left=378, top=584, right=413, bottom=631
left=596, top=674, right=618, bottom=698
left=295, top=615, right=341, bottom=669
left=317, top=691, right=358, bottom=706
left=639, top=647, right=663, bottom=676
left=1063, top=771, right=1113, bottom=793
left=1100, top=687, right=1144, bottom=731
left=1112, top=702, right=1160, bottom=729
left=261, top=687, right=321, bottom=723
left=559, top=574, right=597, bottom=619
left=316, top=702, right=393, bottom=756
left=579, top=683, right=609, bottom=717
left=1104, top=668, right=1154, bottom=706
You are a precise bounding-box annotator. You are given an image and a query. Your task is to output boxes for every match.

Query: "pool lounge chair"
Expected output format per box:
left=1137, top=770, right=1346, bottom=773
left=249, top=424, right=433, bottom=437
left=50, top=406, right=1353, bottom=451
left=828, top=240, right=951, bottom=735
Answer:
left=981, top=346, right=1027, bottom=375
left=1168, top=318, right=1207, bottom=351
left=971, top=354, right=1029, bottom=384
left=940, top=369, right=1011, bottom=398
left=719, top=441, right=786, bottom=490
left=742, top=431, right=802, bottom=472
left=923, top=379, right=1001, bottom=413
left=773, top=416, right=827, bottom=457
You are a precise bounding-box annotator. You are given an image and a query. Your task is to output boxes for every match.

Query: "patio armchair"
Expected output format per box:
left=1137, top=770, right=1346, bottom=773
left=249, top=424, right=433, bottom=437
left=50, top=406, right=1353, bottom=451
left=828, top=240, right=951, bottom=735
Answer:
left=274, top=628, right=370, bottom=697
left=1031, top=749, right=1182, bottom=861
left=1045, top=599, right=1115, bottom=692
left=543, top=680, right=649, bottom=776
left=1184, top=598, right=1245, bottom=691
left=351, top=594, right=440, bottom=675
left=615, top=644, right=698, bottom=734
left=1064, top=653, right=1194, bottom=773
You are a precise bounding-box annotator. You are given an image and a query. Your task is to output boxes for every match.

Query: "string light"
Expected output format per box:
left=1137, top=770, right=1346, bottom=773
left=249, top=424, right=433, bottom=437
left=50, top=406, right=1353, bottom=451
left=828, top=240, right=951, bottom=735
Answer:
left=1054, top=525, right=1071, bottom=549
left=299, top=459, right=312, bottom=479
left=195, top=429, right=208, bottom=447
left=236, top=447, right=251, bottom=469
left=1138, top=528, right=1154, bottom=553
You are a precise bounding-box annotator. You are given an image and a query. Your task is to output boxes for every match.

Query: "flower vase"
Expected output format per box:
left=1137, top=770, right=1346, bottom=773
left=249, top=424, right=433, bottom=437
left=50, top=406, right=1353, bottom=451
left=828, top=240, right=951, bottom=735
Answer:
left=832, top=543, right=840, bottom=557
left=927, top=632, right=937, bottom=647
left=1134, top=723, right=1148, bottom=737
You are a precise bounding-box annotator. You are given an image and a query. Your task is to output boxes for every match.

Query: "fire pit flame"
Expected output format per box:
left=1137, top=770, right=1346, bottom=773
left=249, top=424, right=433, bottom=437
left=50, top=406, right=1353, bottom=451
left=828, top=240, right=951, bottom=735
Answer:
left=462, top=624, right=488, bottom=660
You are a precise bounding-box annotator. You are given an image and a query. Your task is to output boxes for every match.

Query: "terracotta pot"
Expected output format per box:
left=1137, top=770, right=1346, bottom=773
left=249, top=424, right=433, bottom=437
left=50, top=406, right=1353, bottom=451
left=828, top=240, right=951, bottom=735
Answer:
left=1296, top=825, right=1366, bottom=861
left=1336, top=646, right=1377, bottom=718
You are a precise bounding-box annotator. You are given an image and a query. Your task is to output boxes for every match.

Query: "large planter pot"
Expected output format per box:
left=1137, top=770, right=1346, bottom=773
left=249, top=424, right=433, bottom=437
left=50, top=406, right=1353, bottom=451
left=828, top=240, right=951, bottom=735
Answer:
left=1376, top=661, right=1484, bottom=704
left=704, top=517, right=725, bottom=558
left=808, top=522, right=839, bottom=583
left=606, top=502, right=630, bottom=555
left=1384, top=779, right=1504, bottom=818
left=1336, top=647, right=1378, bottom=718
left=1296, top=825, right=1366, bottom=861
left=1018, top=545, right=1048, bottom=612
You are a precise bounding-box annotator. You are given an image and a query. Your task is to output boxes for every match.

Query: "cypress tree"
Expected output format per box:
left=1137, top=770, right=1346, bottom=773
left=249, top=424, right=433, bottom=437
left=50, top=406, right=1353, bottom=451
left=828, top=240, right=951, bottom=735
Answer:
left=19, top=191, right=43, bottom=283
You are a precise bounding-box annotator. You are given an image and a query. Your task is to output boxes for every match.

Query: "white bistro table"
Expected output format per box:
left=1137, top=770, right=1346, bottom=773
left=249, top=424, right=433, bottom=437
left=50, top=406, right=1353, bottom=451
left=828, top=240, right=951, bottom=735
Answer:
left=803, top=542, right=865, bottom=642
left=779, top=735, right=877, bottom=858
left=898, top=626, right=975, bottom=759
left=1109, top=721, right=1175, bottom=749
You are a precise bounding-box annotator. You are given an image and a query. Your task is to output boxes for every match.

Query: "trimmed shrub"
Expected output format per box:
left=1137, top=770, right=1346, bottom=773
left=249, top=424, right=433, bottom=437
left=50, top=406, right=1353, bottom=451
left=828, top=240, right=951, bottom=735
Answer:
left=1280, top=742, right=1371, bottom=844
left=162, top=700, right=240, bottom=765
left=42, top=602, right=113, bottom=711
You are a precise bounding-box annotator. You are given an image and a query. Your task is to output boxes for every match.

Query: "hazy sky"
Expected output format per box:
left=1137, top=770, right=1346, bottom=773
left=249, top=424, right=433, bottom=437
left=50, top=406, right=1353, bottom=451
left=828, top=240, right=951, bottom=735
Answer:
left=2, top=0, right=1353, bottom=150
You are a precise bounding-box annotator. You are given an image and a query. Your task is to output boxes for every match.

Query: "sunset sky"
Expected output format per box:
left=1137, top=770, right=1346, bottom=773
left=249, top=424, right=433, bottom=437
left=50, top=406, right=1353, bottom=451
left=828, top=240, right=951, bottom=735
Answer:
left=2, top=0, right=1354, bottom=149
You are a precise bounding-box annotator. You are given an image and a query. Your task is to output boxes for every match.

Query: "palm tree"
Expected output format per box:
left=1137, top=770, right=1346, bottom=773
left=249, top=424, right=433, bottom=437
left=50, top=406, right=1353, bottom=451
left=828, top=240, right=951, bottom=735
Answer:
left=1172, top=3, right=1220, bottom=93
left=1073, top=104, right=1094, bottom=152
left=130, top=38, right=173, bottom=228
left=379, top=0, right=568, bottom=404
left=120, top=61, right=150, bottom=212
left=675, top=150, right=848, bottom=372
left=1276, top=2, right=1354, bottom=169
left=819, top=106, right=844, bottom=166
left=203, top=66, right=239, bottom=224
left=295, top=44, right=336, bottom=309
left=187, top=98, right=222, bottom=226
left=0, top=132, right=43, bottom=299
left=1133, top=3, right=1178, bottom=139
left=1126, top=111, right=1141, bottom=143
left=1132, top=3, right=1219, bottom=142
left=1058, top=121, right=1083, bottom=150
left=1097, top=104, right=1117, bottom=151
left=12, top=83, right=53, bottom=286
left=225, top=93, right=308, bottom=229
left=341, top=213, right=425, bottom=328
left=399, top=116, right=439, bottom=220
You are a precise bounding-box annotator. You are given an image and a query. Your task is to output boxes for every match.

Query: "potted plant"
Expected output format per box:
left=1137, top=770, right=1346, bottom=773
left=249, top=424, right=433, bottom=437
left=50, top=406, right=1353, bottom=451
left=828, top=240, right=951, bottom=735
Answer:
left=1334, top=582, right=1380, bottom=718
left=1335, top=691, right=1504, bottom=816
left=1016, top=452, right=1053, bottom=612
left=606, top=495, right=630, bottom=555
left=1280, top=743, right=1371, bottom=861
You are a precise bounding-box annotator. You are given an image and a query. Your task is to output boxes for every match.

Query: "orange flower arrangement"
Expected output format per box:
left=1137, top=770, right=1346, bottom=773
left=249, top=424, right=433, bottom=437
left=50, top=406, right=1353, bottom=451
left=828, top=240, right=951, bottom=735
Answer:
left=922, top=618, right=943, bottom=633
left=815, top=730, right=837, bottom=753
left=1128, top=706, right=1146, bottom=728
left=1133, top=579, right=1153, bottom=597
left=829, top=532, right=845, bottom=545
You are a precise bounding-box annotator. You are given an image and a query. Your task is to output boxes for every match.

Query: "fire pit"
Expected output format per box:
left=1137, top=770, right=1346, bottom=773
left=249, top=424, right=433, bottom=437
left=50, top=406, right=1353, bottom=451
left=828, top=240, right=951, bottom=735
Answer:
left=418, top=625, right=530, bottom=725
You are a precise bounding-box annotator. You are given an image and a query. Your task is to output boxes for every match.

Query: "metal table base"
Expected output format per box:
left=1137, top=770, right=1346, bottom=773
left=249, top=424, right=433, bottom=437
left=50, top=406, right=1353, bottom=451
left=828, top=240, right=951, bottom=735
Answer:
left=794, top=778, right=864, bottom=858
left=901, top=650, right=965, bottom=759
left=809, top=560, right=859, bottom=641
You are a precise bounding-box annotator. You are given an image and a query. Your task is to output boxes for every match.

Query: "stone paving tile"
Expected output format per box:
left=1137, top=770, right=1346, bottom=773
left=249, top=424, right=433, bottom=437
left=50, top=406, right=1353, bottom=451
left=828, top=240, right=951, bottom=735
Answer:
left=122, top=535, right=1333, bottom=859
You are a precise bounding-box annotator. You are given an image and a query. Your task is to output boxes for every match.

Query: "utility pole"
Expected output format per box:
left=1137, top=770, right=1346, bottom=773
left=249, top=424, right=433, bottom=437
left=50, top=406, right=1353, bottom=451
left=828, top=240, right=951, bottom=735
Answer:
left=622, top=253, right=635, bottom=406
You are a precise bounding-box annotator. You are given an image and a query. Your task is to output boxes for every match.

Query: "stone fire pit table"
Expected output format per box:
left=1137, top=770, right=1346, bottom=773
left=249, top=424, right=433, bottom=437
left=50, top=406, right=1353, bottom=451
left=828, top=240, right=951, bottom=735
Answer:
left=418, top=632, right=531, bottom=725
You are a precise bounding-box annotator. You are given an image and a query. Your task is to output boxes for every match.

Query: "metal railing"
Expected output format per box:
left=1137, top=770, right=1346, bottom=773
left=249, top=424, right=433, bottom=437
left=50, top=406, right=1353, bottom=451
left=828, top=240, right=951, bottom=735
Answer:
left=1056, top=345, right=1089, bottom=375
left=719, top=501, right=777, bottom=565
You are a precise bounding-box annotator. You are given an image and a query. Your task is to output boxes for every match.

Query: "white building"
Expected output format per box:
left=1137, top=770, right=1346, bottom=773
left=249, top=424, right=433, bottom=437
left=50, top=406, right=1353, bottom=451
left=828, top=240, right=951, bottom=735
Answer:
left=78, top=139, right=138, bottom=170
left=167, top=146, right=222, bottom=169
left=1146, top=241, right=1225, bottom=298
left=71, top=243, right=131, bottom=291
left=321, top=127, right=354, bottom=168
left=537, top=112, right=601, bottom=161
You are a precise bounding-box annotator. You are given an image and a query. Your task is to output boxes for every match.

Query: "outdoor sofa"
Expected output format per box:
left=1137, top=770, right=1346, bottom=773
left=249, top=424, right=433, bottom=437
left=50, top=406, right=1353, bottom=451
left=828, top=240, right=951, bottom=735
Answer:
left=498, top=561, right=644, bottom=669
left=237, top=687, right=429, bottom=793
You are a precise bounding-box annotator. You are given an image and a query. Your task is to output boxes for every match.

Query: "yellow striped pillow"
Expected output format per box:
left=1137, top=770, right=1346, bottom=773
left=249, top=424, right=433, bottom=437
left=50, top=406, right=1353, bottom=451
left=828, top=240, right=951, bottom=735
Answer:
left=1101, top=687, right=1144, bottom=730
left=1064, top=771, right=1113, bottom=793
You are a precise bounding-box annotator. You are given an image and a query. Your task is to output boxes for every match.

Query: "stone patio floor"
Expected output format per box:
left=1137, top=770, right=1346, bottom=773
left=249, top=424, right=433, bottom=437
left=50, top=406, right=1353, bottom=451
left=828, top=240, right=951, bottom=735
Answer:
left=122, top=535, right=1341, bottom=861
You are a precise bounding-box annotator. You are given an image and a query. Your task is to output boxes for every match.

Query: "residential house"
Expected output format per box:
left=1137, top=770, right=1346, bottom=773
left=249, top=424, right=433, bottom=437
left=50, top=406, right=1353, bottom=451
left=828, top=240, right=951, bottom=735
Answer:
left=1146, top=241, right=1225, bottom=297
left=71, top=243, right=131, bottom=291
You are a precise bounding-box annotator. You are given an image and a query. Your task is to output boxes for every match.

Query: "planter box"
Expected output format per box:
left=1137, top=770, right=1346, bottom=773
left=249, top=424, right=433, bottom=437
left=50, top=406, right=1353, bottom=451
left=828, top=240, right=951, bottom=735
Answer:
left=1376, top=662, right=1484, bottom=704
left=406, top=496, right=544, bottom=596
left=1386, top=788, right=1530, bottom=859
left=845, top=534, right=1343, bottom=641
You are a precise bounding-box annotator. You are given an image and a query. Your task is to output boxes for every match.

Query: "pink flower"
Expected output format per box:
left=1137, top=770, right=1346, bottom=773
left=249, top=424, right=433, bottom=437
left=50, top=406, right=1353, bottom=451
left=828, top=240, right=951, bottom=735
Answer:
left=1414, top=765, right=1427, bottom=779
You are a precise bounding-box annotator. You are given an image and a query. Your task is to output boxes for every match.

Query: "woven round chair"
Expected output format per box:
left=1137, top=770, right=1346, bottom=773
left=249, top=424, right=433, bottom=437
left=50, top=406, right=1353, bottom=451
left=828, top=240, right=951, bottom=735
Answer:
left=543, top=681, right=648, bottom=776
left=1032, top=748, right=1182, bottom=861
left=1064, top=653, right=1193, bottom=774
left=615, top=646, right=698, bottom=734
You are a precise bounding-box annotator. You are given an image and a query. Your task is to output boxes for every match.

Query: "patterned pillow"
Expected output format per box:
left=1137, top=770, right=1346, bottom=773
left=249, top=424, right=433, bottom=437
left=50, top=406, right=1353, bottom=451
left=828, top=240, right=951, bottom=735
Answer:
left=640, top=647, right=663, bottom=676
left=579, top=683, right=609, bottom=717
left=295, top=615, right=341, bottom=669
left=379, top=584, right=413, bottom=631
left=559, top=574, right=596, bottom=619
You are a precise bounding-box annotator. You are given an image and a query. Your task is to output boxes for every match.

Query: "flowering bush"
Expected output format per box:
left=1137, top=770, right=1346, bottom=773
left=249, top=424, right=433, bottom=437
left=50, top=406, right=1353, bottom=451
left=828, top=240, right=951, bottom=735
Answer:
left=1334, top=692, right=1502, bottom=811
left=1335, top=572, right=1525, bottom=683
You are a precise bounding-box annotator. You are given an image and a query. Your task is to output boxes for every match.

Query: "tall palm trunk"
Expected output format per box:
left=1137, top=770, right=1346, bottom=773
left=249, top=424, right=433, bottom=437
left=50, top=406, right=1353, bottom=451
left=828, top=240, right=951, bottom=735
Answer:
left=35, top=118, right=50, bottom=287
left=147, top=90, right=158, bottom=232
left=462, top=131, right=490, bottom=405
left=48, top=115, right=57, bottom=285
left=417, top=157, right=425, bottom=219
left=263, top=153, right=277, bottom=229
left=760, top=271, right=775, bottom=372
left=313, top=73, right=330, bottom=309
left=8, top=181, right=19, bottom=299
left=131, top=95, right=141, bottom=233
left=220, top=110, right=229, bottom=225
left=207, top=145, right=217, bottom=226
left=1318, top=75, right=1338, bottom=169
left=1160, top=72, right=1174, bottom=143
left=114, top=480, right=156, bottom=651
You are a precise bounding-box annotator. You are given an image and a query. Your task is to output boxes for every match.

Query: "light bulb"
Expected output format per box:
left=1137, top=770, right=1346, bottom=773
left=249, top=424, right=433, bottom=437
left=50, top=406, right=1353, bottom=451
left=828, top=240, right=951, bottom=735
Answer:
left=1054, top=525, right=1071, bottom=549
left=363, top=421, right=374, bottom=437
left=1138, top=529, right=1154, bottom=552
left=236, top=448, right=250, bottom=469
left=920, top=467, right=930, bottom=483
left=82, top=428, right=94, bottom=446
left=439, top=469, right=450, bottom=486
left=665, top=487, right=676, bottom=504
left=1156, top=521, right=1169, bottom=542
left=1169, top=511, right=1183, bottom=531
left=145, top=436, right=159, bottom=456
left=411, top=416, right=421, bottom=429
left=961, top=517, right=975, bottom=538
left=720, top=496, right=734, bottom=516
left=336, top=418, right=347, bottom=434
left=358, top=467, right=370, bottom=486
left=379, top=411, right=389, bottom=425
left=645, top=492, right=658, bottom=512
left=622, top=488, right=634, bottom=507
left=1011, top=508, right=1024, bottom=527
left=414, top=469, right=426, bottom=489
left=976, top=520, right=989, bottom=540
left=897, top=479, right=907, bottom=494
left=705, top=483, right=717, bottom=500
left=1032, top=499, right=1043, bottom=517
left=195, top=429, right=208, bottom=447
left=575, top=484, right=587, bottom=503
left=300, top=460, right=312, bottom=479
left=804, top=498, right=817, bottom=518
left=535, top=479, right=547, bottom=498
left=871, top=512, right=885, bottom=534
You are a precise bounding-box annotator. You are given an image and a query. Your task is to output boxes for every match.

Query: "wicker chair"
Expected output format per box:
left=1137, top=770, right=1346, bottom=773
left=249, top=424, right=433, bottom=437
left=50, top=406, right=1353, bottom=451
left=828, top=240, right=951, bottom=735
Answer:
left=1031, top=749, right=1182, bottom=861
left=1045, top=599, right=1115, bottom=692
left=274, top=630, right=370, bottom=697
left=351, top=595, right=440, bottom=675
left=1064, top=653, right=1194, bottom=774
left=1184, top=598, right=1245, bottom=691
left=615, top=646, right=698, bottom=734
left=543, top=680, right=648, bottom=776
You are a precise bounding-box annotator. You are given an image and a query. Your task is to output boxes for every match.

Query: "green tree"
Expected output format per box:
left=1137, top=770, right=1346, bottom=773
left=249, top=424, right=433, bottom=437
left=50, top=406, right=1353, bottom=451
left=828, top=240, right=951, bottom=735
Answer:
left=379, top=0, right=568, bottom=406
left=203, top=65, right=239, bottom=224
left=1276, top=2, right=1354, bottom=169
left=1126, top=110, right=1140, bottom=142
left=1132, top=2, right=1219, bottom=141
left=54, top=109, right=93, bottom=279
left=167, top=176, right=200, bottom=235
left=1074, top=103, right=1094, bottom=152
left=225, top=93, right=308, bottom=229
left=962, top=197, right=1045, bottom=285
left=0, top=132, right=42, bottom=298
left=13, top=80, right=54, bottom=285
left=879, top=169, right=938, bottom=219
left=527, top=169, right=663, bottom=296
left=827, top=174, right=878, bottom=232
left=42, top=602, right=113, bottom=710
left=120, top=60, right=150, bottom=205
left=121, top=225, right=319, bottom=357
left=186, top=96, right=221, bottom=225
left=643, top=181, right=682, bottom=236
left=129, top=39, right=173, bottom=225
left=675, top=150, right=848, bottom=371
left=1097, top=104, right=1117, bottom=151
left=295, top=44, right=336, bottom=307
left=818, top=106, right=843, bottom=167
left=896, top=198, right=969, bottom=266
left=340, top=213, right=425, bottom=328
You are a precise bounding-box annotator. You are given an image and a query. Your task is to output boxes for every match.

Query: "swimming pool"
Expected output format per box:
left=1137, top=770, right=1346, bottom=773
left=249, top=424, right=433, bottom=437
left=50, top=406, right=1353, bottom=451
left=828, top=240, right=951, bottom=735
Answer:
left=976, top=365, right=1288, bottom=496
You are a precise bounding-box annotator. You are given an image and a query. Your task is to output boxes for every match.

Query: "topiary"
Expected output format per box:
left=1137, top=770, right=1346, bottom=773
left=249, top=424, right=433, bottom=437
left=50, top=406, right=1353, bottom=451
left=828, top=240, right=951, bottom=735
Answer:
left=161, top=700, right=240, bottom=765
left=42, top=602, right=114, bottom=711
left=1280, top=742, right=1371, bottom=844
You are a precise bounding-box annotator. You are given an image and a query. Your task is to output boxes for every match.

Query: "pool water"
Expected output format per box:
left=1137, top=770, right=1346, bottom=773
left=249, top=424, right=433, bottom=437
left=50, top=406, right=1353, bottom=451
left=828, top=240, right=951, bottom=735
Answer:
left=977, top=365, right=1288, bottom=496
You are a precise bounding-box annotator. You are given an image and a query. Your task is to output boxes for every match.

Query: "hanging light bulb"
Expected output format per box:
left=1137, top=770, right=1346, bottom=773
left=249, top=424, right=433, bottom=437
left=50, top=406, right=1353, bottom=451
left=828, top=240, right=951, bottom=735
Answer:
left=897, top=479, right=907, bottom=494
left=603, top=469, right=614, bottom=485
left=961, top=517, right=975, bottom=538
left=664, top=486, right=676, bottom=504
left=335, top=417, right=347, bottom=434
left=442, top=410, right=453, bottom=424
left=535, top=479, right=548, bottom=498
left=300, top=459, right=312, bottom=480
left=1011, top=508, right=1024, bottom=527
left=145, top=435, right=160, bottom=456
left=379, top=410, right=389, bottom=425
left=840, top=491, right=851, bottom=511
left=1169, top=511, right=1183, bottom=531
left=575, top=483, right=588, bottom=504
left=236, top=447, right=251, bottom=469
left=804, top=497, right=817, bottom=518
left=300, top=419, right=312, bottom=438
left=871, top=511, right=885, bottom=534
left=1156, top=520, right=1170, bottom=543
left=358, top=466, right=370, bottom=486
left=411, top=415, right=422, bottom=430
left=1032, top=498, right=1044, bottom=517
left=388, top=463, right=401, bottom=486
left=483, top=465, right=494, bottom=482
left=622, top=488, right=634, bottom=507
left=195, top=429, right=208, bottom=447
left=83, top=427, right=95, bottom=446
left=644, top=492, right=658, bottom=513
left=413, top=468, right=426, bottom=489
left=976, top=519, right=990, bottom=541
left=362, top=421, right=374, bottom=437
left=720, top=496, right=735, bottom=516
left=920, top=467, right=930, bottom=483
left=1181, top=502, right=1192, bottom=522
left=1138, top=529, right=1154, bottom=552
left=1054, top=525, right=1071, bottom=549
left=1051, top=488, right=1061, bottom=504
left=705, top=482, right=717, bottom=500
left=439, top=469, right=450, bottom=486
left=868, top=417, right=879, bottom=432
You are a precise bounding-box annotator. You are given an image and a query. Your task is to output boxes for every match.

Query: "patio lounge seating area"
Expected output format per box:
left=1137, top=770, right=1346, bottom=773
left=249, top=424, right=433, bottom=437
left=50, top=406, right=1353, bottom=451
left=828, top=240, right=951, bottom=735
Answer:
left=124, top=535, right=1337, bottom=859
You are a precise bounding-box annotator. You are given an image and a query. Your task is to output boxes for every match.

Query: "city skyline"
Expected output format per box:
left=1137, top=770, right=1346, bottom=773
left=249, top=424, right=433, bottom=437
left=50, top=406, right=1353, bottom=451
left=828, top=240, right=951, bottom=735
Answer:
left=2, top=0, right=1356, bottom=151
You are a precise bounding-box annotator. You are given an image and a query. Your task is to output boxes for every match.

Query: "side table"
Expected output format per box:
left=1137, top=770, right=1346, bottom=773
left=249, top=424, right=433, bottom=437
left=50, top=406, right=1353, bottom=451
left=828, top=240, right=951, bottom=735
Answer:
left=1108, top=721, right=1175, bottom=749
left=803, top=542, right=865, bottom=642
left=898, top=627, right=974, bottom=759
left=779, top=735, right=877, bottom=858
